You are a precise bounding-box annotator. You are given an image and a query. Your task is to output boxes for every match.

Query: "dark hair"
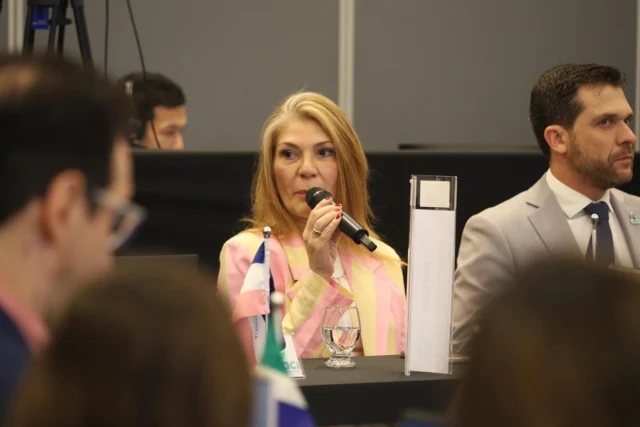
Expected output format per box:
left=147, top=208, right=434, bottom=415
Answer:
left=529, top=63, right=626, bottom=158
left=453, top=259, right=640, bottom=427
left=0, top=54, right=131, bottom=225
left=117, top=72, right=185, bottom=123
left=7, top=263, right=252, bottom=427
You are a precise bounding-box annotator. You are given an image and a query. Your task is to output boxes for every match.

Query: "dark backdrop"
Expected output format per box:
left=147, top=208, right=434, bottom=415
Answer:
left=121, top=150, right=639, bottom=272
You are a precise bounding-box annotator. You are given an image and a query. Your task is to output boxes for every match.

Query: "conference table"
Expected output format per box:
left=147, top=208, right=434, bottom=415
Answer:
left=298, top=356, right=461, bottom=425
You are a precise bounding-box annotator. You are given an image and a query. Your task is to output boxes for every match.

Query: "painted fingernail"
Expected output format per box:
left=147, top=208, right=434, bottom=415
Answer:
left=335, top=207, right=341, bottom=211
left=336, top=214, right=341, bottom=219
left=335, top=203, right=342, bottom=207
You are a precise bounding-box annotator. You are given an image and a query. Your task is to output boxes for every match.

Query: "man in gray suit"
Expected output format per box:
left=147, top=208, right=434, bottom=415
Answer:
left=452, top=63, right=640, bottom=354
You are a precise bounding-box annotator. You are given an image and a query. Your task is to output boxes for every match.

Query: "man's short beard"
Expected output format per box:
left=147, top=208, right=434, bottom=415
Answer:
left=567, top=135, right=633, bottom=190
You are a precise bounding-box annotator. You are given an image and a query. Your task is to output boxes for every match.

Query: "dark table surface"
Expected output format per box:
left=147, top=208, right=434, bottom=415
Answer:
left=298, top=356, right=461, bottom=425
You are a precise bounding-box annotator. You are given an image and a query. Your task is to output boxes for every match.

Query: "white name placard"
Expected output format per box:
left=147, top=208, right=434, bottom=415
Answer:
left=282, top=334, right=305, bottom=378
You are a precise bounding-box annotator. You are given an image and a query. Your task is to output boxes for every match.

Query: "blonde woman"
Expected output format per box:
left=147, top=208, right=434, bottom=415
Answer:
left=218, top=92, right=405, bottom=366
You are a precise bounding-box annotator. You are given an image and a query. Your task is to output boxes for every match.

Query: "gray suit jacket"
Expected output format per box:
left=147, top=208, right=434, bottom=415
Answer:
left=451, top=175, right=640, bottom=354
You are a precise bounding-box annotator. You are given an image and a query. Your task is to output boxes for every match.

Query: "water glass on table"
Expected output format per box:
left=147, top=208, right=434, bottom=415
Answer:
left=321, top=306, right=361, bottom=368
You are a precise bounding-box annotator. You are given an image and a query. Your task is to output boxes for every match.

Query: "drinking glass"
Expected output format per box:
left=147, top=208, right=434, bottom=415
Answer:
left=321, top=306, right=361, bottom=368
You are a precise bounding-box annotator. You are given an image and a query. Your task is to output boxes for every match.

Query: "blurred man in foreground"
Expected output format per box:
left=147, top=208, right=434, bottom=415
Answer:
left=0, top=54, right=143, bottom=420
left=454, top=259, right=640, bottom=427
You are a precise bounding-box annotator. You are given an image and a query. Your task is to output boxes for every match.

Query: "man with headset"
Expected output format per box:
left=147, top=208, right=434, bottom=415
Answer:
left=117, top=72, right=187, bottom=150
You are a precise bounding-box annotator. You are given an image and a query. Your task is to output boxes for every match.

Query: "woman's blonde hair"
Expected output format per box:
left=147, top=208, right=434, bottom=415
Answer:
left=246, top=91, right=383, bottom=258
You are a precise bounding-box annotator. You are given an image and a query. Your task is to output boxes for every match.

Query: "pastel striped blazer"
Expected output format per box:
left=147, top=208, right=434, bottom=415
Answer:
left=218, top=231, right=406, bottom=366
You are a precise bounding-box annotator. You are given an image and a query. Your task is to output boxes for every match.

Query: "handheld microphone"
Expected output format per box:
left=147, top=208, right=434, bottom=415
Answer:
left=306, top=187, right=377, bottom=252
left=590, top=213, right=599, bottom=262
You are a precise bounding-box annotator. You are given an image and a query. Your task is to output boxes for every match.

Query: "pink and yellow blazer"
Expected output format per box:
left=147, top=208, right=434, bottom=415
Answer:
left=218, top=230, right=406, bottom=367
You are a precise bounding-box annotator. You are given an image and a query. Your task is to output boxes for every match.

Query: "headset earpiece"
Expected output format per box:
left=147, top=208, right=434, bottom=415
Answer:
left=124, top=80, right=147, bottom=147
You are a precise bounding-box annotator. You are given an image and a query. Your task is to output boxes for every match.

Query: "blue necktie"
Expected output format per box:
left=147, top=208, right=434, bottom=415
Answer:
left=584, top=202, right=615, bottom=266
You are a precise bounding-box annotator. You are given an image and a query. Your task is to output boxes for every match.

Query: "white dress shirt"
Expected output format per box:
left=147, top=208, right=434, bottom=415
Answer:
left=545, top=170, right=633, bottom=267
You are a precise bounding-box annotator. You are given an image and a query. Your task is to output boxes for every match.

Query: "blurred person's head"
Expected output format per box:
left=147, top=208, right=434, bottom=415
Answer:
left=117, top=72, right=187, bottom=150
left=6, top=263, right=251, bottom=427
left=0, top=54, right=141, bottom=322
left=453, top=259, right=640, bottom=427
left=529, top=63, right=635, bottom=200
left=249, top=91, right=380, bottom=253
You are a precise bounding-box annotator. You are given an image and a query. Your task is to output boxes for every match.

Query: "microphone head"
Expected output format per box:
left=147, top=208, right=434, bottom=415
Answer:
left=306, top=187, right=333, bottom=209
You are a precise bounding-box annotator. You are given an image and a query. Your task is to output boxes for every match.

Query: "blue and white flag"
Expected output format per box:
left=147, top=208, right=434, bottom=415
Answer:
left=252, top=365, right=315, bottom=427
left=235, top=227, right=285, bottom=362
left=239, top=241, right=276, bottom=362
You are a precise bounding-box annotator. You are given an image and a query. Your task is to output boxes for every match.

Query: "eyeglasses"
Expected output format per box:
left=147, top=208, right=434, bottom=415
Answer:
left=93, top=188, right=147, bottom=251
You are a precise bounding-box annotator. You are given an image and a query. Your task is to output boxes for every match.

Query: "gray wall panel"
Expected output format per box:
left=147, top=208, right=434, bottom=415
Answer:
left=15, top=0, right=637, bottom=152
left=33, top=0, right=339, bottom=151
left=354, top=0, right=637, bottom=151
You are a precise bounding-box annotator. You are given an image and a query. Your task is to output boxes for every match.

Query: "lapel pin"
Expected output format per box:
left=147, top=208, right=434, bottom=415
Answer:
left=630, top=213, right=640, bottom=225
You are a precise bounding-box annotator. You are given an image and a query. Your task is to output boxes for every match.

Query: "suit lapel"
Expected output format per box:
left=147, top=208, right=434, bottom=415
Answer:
left=280, top=234, right=309, bottom=282
left=527, top=177, right=582, bottom=258
left=340, top=247, right=382, bottom=285
left=340, top=249, right=387, bottom=355
left=611, top=192, right=640, bottom=268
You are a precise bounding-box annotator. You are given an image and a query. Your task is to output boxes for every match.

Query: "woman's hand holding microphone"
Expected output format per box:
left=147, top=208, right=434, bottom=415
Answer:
left=302, top=197, right=342, bottom=282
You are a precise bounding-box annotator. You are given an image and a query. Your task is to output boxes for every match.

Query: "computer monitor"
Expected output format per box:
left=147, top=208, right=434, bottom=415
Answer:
left=117, top=150, right=255, bottom=272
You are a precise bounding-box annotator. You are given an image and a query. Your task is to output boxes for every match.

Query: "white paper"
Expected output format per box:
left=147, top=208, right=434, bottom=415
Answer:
left=282, top=335, right=305, bottom=378
left=419, top=180, right=451, bottom=208
left=406, top=208, right=456, bottom=375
